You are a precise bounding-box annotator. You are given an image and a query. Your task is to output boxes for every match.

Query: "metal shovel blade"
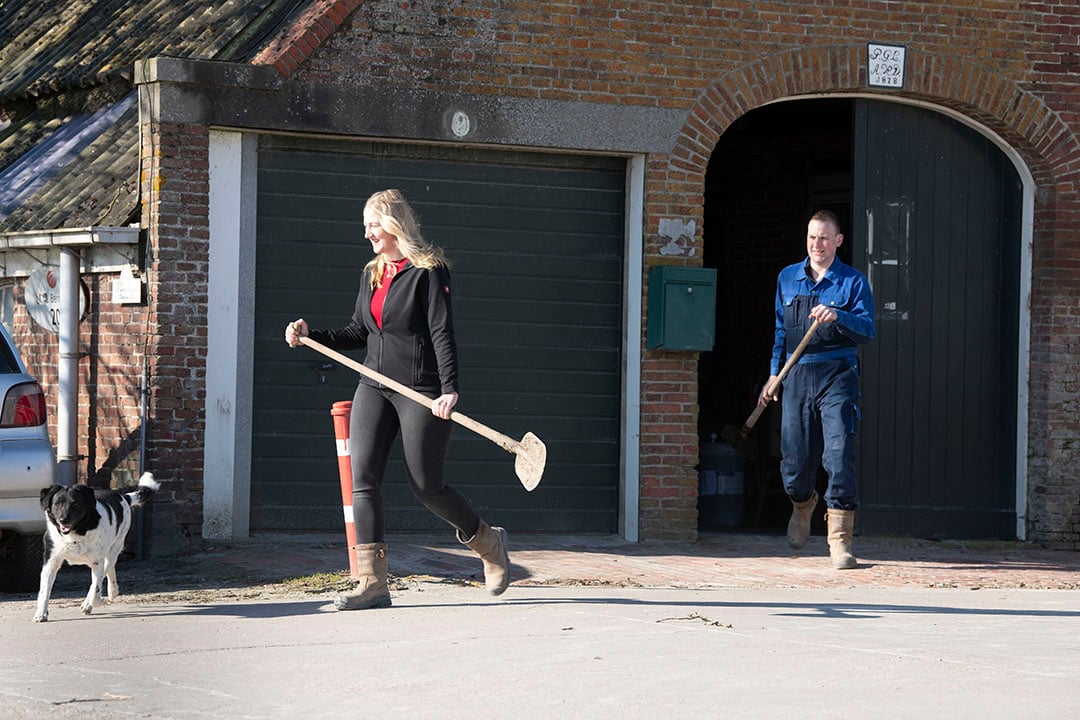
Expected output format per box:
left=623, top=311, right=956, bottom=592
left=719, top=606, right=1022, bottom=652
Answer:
left=514, top=432, right=547, bottom=491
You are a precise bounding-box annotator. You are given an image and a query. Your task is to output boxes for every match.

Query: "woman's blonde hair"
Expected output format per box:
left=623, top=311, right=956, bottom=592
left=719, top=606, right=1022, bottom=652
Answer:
left=363, top=189, right=449, bottom=288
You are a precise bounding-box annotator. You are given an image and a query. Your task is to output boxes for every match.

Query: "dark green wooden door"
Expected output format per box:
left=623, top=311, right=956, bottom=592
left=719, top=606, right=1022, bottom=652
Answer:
left=852, top=100, right=1022, bottom=539
left=252, top=137, right=625, bottom=533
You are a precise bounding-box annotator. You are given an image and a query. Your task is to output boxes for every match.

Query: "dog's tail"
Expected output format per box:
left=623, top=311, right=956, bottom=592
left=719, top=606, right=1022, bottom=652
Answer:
left=126, top=472, right=161, bottom=507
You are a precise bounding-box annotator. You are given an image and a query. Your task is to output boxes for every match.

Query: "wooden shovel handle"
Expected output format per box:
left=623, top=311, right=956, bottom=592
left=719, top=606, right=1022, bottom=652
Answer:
left=743, top=318, right=822, bottom=432
left=768, top=318, right=822, bottom=395
left=298, top=336, right=520, bottom=453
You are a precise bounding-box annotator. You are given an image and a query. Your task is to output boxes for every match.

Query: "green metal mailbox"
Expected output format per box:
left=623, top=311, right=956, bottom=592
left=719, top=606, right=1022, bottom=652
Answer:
left=646, top=266, right=717, bottom=351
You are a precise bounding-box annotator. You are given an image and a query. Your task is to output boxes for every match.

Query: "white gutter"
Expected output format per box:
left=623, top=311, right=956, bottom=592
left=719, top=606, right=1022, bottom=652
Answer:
left=0, top=226, right=141, bottom=248
left=0, top=226, right=141, bottom=277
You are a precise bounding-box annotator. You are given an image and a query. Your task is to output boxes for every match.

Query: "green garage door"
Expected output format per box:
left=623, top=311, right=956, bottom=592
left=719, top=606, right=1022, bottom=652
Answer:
left=251, top=136, right=626, bottom=534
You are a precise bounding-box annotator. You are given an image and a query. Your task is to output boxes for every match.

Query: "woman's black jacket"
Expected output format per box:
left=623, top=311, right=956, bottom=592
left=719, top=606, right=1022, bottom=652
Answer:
left=308, top=263, right=459, bottom=396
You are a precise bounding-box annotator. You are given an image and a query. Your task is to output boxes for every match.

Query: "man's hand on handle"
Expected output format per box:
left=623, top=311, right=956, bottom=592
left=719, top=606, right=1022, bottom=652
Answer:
left=758, top=375, right=781, bottom=407
left=759, top=307, right=835, bottom=407
left=808, top=304, right=837, bottom=324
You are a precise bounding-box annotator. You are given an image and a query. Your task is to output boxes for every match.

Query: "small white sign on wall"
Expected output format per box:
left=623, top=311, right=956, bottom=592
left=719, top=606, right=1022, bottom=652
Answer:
left=868, top=43, right=906, bottom=88
left=112, top=265, right=143, bottom=304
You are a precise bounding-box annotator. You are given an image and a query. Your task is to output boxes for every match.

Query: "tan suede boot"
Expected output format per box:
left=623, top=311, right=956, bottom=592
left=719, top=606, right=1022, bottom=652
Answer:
left=826, top=508, right=857, bottom=569
left=457, top=519, right=511, bottom=595
left=786, top=490, right=819, bottom=549
left=334, top=542, right=392, bottom=610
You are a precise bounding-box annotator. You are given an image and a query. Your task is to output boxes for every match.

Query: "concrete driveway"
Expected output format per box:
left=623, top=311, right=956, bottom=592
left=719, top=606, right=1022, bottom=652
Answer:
left=1, top=533, right=1078, bottom=719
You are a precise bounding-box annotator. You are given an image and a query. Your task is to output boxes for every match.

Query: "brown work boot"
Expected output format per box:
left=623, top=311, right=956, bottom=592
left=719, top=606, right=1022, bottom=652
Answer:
left=334, top=542, right=392, bottom=610
left=826, top=508, right=858, bottom=569
left=457, top=519, right=511, bottom=595
left=786, top=490, right=818, bottom=549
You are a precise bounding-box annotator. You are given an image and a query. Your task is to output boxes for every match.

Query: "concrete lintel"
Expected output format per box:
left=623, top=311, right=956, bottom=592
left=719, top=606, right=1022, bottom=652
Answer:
left=135, top=56, right=685, bottom=155
left=134, top=56, right=282, bottom=92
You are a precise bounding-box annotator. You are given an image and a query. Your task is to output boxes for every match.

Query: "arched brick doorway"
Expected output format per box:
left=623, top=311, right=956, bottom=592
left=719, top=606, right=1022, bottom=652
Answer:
left=697, top=97, right=1023, bottom=540
left=641, top=45, right=1078, bottom=543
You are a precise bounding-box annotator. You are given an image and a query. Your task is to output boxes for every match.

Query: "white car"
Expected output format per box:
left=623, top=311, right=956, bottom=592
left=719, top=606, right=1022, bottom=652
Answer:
left=0, top=323, right=57, bottom=592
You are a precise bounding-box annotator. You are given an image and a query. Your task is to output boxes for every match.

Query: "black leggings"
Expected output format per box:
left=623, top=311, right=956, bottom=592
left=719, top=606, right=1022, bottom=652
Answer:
left=348, top=382, right=480, bottom=544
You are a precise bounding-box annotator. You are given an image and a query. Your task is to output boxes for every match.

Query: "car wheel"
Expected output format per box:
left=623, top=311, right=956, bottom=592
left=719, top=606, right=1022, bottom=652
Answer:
left=0, top=531, right=44, bottom=593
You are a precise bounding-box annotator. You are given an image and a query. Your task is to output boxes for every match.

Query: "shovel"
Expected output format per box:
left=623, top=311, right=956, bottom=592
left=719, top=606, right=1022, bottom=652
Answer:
left=721, top=319, right=821, bottom=461
left=299, top=336, right=546, bottom=491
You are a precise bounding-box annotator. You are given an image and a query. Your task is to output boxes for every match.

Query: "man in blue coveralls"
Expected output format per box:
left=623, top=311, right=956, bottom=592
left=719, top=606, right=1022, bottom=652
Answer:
left=758, top=210, right=875, bottom=569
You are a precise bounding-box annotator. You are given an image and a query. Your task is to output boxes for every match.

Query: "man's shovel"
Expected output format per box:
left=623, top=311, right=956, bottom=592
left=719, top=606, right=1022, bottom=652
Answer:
left=721, top=319, right=821, bottom=461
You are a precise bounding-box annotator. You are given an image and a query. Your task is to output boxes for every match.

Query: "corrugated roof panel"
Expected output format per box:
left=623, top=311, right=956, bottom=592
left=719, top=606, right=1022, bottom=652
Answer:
left=0, top=0, right=329, bottom=232
left=0, top=94, right=136, bottom=221
left=0, top=110, right=63, bottom=168
left=0, top=97, right=139, bottom=232
left=0, top=0, right=287, bottom=100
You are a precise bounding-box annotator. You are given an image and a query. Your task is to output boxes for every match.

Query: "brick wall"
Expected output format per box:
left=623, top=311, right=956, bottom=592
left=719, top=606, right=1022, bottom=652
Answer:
left=3, top=122, right=214, bottom=556
left=138, top=119, right=212, bottom=551
left=113, top=1, right=1079, bottom=546
left=9, top=271, right=148, bottom=486
left=268, top=0, right=1080, bottom=544
left=6, top=260, right=169, bottom=560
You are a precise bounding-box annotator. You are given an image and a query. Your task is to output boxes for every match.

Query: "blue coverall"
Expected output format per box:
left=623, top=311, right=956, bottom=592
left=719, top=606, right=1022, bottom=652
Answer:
left=770, top=258, right=876, bottom=510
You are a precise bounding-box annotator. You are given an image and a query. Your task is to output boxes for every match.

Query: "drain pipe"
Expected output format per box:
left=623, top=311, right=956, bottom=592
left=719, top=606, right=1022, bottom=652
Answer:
left=56, top=248, right=80, bottom=487
left=139, top=351, right=148, bottom=476
left=136, top=352, right=149, bottom=559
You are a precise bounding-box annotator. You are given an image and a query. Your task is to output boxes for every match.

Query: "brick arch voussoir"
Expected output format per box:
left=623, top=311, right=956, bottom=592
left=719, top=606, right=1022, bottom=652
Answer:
left=672, top=46, right=1080, bottom=193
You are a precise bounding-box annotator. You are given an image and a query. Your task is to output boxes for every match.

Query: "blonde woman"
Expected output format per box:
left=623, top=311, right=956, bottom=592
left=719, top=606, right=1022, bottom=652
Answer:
left=285, top=189, right=510, bottom=610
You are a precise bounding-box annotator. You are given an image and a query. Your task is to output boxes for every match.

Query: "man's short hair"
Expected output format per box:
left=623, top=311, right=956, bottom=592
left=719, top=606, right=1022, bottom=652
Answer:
left=811, top=209, right=842, bottom=234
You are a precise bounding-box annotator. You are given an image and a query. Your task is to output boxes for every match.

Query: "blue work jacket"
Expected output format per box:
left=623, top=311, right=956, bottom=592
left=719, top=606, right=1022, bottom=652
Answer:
left=770, top=257, right=876, bottom=376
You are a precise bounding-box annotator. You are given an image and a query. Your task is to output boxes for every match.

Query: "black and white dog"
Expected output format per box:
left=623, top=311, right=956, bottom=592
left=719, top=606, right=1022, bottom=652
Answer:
left=33, top=472, right=160, bottom=622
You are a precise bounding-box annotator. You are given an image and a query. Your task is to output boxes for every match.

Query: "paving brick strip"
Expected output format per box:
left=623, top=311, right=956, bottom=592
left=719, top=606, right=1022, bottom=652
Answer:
left=193, top=533, right=1079, bottom=592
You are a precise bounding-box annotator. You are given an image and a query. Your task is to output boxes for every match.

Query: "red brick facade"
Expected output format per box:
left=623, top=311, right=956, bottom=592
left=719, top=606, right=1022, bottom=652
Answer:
left=8, top=276, right=149, bottom=487
left=138, top=120, right=213, bottom=544
left=19, top=1, right=1077, bottom=548
left=287, top=1, right=1078, bottom=545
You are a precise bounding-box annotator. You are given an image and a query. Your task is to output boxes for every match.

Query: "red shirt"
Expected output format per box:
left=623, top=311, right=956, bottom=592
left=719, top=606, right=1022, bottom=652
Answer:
left=370, top=258, right=409, bottom=329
